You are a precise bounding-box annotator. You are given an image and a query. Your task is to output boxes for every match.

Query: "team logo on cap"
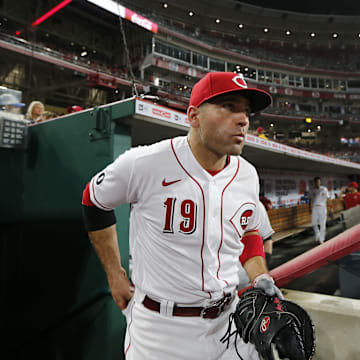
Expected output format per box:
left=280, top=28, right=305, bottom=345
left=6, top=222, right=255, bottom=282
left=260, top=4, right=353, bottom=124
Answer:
left=232, top=74, right=247, bottom=89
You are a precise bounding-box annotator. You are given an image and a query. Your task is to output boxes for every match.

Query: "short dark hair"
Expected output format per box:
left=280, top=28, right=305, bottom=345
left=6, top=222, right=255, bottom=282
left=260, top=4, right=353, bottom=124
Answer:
left=314, top=176, right=321, bottom=182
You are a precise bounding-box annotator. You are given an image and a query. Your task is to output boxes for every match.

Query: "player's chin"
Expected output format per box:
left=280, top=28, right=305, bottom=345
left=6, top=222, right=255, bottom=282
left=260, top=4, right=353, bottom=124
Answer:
left=227, top=143, right=244, bottom=156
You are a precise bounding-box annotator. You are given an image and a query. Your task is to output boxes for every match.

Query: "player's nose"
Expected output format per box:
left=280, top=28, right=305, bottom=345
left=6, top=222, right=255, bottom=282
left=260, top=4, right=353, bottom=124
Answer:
left=233, top=112, right=249, bottom=127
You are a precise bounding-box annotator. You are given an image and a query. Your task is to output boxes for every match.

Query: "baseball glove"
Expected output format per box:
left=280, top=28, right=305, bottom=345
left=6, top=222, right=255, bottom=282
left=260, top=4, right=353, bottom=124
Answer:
left=232, top=288, right=315, bottom=360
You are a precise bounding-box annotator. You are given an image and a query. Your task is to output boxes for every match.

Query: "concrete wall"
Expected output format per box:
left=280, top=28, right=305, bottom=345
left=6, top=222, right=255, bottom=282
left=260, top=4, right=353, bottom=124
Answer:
left=283, top=289, right=360, bottom=360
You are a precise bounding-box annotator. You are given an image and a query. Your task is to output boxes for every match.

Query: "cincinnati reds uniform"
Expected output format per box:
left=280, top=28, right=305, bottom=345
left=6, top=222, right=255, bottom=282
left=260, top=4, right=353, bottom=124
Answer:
left=310, top=185, right=329, bottom=243
left=88, top=136, right=261, bottom=359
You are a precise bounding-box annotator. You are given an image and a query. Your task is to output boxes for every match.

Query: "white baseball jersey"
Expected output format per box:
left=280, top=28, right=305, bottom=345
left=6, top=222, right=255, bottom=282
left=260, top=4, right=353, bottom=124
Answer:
left=310, top=186, right=329, bottom=207
left=89, top=136, right=261, bottom=304
left=258, top=201, right=274, bottom=240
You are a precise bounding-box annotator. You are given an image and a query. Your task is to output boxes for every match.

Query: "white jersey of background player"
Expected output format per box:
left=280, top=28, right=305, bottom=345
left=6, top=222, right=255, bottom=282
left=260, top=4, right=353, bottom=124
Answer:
left=310, top=176, right=330, bottom=243
left=82, top=72, right=283, bottom=360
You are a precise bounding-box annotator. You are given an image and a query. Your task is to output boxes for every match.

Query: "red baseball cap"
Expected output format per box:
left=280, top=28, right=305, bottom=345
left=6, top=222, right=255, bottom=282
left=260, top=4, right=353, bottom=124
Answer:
left=189, top=72, right=272, bottom=113
left=67, top=105, right=83, bottom=113
left=348, top=181, right=358, bottom=189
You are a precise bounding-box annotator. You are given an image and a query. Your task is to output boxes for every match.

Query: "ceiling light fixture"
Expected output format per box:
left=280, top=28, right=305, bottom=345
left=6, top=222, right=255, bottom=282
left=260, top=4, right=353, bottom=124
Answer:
left=263, top=27, right=269, bottom=33
left=215, top=18, right=221, bottom=23
left=309, top=32, right=316, bottom=38
left=188, top=11, right=194, bottom=16
left=285, top=30, right=291, bottom=36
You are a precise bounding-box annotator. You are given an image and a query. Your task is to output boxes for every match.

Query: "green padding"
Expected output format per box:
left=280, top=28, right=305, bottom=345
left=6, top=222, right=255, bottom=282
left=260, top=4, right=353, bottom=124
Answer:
left=0, top=100, right=134, bottom=359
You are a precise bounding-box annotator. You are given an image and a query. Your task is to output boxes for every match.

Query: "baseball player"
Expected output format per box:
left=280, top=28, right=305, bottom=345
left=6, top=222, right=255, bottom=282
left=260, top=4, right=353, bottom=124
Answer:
left=309, top=176, right=330, bottom=243
left=82, top=72, right=283, bottom=359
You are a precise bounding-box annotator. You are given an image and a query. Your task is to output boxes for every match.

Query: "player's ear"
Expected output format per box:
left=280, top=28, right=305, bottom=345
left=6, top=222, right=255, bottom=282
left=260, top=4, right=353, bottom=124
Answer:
left=187, top=105, right=201, bottom=128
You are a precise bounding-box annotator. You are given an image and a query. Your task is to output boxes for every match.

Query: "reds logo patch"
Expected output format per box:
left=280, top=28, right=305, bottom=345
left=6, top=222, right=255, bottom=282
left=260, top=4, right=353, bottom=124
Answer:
left=229, top=202, right=257, bottom=239
left=260, top=316, right=270, bottom=333
left=240, top=210, right=253, bottom=230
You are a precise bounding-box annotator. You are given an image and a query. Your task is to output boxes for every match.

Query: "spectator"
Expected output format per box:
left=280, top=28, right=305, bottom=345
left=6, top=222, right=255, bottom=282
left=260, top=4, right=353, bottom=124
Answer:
left=341, top=181, right=360, bottom=209
left=26, top=101, right=45, bottom=123
left=67, top=105, right=83, bottom=113
left=0, top=93, right=25, bottom=115
left=256, top=126, right=268, bottom=139
left=37, top=111, right=57, bottom=123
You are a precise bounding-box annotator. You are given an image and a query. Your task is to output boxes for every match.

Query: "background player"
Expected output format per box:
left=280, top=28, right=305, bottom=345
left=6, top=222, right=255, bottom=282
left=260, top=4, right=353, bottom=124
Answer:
left=310, top=176, right=330, bottom=244
left=82, top=72, right=283, bottom=359
left=340, top=181, right=360, bottom=209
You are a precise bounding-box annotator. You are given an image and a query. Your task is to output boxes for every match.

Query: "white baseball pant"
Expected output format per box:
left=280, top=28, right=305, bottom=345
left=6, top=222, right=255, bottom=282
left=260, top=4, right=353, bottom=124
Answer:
left=122, top=288, right=259, bottom=360
left=312, top=206, right=327, bottom=243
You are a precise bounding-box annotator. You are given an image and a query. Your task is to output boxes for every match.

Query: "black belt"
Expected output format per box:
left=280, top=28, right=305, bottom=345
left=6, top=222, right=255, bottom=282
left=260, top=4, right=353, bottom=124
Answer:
left=142, top=293, right=234, bottom=319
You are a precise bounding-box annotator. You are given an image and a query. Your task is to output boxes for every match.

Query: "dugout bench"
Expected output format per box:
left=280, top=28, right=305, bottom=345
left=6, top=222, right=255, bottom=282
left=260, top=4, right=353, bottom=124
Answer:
left=269, top=198, right=345, bottom=243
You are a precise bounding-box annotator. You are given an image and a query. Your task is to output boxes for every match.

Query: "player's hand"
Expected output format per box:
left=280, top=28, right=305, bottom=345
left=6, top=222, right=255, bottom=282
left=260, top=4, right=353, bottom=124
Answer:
left=109, top=267, right=134, bottom=310
left=253, top=273, right=284, bottom=299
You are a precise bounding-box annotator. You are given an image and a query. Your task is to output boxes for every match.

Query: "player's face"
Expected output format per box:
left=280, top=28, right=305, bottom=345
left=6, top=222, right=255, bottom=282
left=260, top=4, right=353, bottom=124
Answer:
left=195, top=94, right=250, bottom=156
left=315, top=179, right=321, bottom=188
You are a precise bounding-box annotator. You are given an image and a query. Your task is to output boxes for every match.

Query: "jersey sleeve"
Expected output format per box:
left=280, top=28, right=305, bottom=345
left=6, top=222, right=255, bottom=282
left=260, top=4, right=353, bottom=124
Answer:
left=89, top=147, right=141, bottom=210
left=326, top=187, right=330, bottom=198
left=244, top=173, right=261, bottom=232
left=258, top=202, right=274, bottom=240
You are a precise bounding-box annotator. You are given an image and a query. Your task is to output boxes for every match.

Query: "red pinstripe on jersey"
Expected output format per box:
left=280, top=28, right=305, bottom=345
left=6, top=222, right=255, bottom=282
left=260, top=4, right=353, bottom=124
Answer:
left=170, top=139, right=209, bottom=296
left=217, top=157, right=240, bottom=285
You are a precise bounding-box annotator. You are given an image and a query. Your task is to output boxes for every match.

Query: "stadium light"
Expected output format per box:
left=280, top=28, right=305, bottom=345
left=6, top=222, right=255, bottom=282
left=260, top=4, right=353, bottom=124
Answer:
left=32, top=0, right=72, bottom=27
left=215, top=18, right=221, bottom=23
left=263, top=28, right=269, bottom=33
left=238, top=24, right=244, bottom=29
left=309, top=32, right=316, bottom=38
left=285, top=30, right=291, bottom=36
left=163, top=3, right=168, bottom=8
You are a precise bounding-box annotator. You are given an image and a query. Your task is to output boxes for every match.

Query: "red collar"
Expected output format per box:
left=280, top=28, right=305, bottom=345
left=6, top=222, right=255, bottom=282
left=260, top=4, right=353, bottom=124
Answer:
left=206, top=156, right=230, bottom=176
